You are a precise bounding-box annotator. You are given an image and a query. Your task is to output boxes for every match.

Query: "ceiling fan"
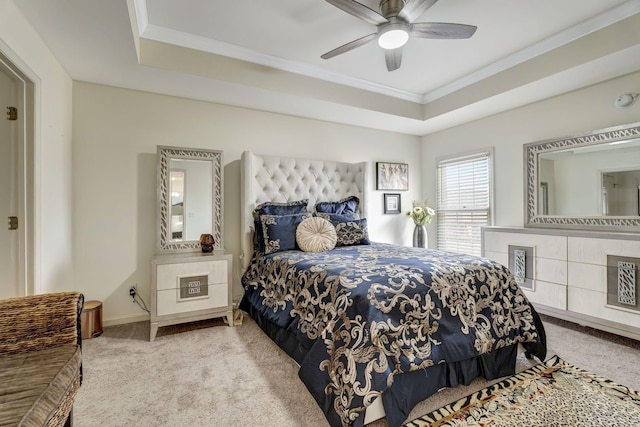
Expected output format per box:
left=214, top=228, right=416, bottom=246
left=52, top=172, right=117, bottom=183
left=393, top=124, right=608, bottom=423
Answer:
left=321, top=0, right=477, bottom=71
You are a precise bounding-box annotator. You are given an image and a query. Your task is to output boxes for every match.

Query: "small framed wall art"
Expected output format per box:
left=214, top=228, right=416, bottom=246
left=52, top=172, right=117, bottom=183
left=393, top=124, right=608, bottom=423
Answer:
left=384, top=193, right=401, bottom=214
left=377, top=162, right=408, bottom=191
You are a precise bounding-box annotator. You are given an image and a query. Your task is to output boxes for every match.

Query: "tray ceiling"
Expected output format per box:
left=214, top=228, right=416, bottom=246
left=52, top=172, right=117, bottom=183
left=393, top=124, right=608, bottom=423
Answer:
left=14, top=0, right=640, bottom=135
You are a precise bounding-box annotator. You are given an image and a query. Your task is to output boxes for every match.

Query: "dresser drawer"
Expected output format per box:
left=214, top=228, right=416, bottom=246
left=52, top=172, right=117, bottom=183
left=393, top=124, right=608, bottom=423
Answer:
left=155, top=260, right=228, bottom=291
left=157, top=282, right=228, bottom=316
left=483, top=227, right=640, bottom=341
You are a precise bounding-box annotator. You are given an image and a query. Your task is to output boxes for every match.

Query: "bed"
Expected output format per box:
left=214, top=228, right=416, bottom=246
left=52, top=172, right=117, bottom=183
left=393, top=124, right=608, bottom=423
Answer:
left=239, top=151, right=546, bottom=427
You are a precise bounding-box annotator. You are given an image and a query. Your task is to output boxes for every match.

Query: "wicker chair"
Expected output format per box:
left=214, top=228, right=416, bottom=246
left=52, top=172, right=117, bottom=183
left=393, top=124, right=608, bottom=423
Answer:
left=0, top=292, right=84, bottom=427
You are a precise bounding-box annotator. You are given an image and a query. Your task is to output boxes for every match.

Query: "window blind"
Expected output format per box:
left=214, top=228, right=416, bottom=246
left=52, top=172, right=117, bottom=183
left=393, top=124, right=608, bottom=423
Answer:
left=436, top=152, right=492, bottom=256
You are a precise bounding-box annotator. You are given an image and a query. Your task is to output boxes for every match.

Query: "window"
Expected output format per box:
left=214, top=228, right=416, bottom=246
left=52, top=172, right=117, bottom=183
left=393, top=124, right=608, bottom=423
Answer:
left=436, top=150, right=493, bottom=256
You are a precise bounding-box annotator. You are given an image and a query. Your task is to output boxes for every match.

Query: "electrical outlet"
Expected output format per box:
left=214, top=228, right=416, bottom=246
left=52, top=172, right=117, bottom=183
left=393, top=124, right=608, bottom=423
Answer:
left=129, top=285, right=136, bottom=299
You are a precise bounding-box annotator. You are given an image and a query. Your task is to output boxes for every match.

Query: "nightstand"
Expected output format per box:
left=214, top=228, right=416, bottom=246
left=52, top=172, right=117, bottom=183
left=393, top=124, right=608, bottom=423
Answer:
left=150, top=252, right=233, bottom=341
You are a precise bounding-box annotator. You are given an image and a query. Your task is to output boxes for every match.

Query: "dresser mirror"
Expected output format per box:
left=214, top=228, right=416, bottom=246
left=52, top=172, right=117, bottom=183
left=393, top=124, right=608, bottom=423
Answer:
left=157, top=146, right=223, bottom=252
left=524, top=122, right=640, bottom=232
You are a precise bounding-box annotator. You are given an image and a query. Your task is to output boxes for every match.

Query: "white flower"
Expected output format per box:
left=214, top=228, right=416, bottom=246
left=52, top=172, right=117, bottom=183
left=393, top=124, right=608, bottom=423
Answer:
left=407, top=199, right=435, bottom=226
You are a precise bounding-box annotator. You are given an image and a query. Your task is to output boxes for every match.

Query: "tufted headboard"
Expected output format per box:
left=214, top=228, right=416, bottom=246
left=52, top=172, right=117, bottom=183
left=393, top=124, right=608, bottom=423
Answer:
left=240, top=151, right=369, bottom=270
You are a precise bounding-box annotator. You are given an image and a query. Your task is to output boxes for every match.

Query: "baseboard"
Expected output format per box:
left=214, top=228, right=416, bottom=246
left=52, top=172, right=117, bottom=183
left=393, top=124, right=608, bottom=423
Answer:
left=534, top=303, right=640, bottom=342
left=103, top=313, right=150, bottom=327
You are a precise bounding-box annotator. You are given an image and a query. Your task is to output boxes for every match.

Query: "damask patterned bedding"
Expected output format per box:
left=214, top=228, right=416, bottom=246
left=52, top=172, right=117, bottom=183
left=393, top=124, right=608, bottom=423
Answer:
left=241, top=243, right=546, bottom=427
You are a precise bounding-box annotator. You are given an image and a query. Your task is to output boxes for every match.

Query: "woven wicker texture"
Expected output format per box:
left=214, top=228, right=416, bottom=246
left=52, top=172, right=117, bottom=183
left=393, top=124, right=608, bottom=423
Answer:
left=47, top=376, right=80, bottom=427
left=0, top=346, right=81, bottom=427
left=0, top=292, right=83, bottom=356
left=0, top=292, right=83, bottom=427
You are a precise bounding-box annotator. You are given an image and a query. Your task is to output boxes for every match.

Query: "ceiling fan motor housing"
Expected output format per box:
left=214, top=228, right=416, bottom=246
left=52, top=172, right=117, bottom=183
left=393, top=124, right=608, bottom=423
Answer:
left=380, top=0, right=406, bottom=18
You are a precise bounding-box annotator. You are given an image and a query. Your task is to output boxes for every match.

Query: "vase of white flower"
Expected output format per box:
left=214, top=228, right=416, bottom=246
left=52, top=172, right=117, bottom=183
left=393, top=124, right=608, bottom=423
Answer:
left=413, top=225, right=428, bottom=248
left=407, top=200, right=435, bottom=248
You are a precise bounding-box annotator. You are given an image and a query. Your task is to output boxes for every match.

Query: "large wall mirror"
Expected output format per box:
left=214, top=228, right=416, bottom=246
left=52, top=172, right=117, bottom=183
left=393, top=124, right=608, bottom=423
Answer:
left=157, top=146, right=223, bottom=252
left=525, top=122, right=640, bottom=232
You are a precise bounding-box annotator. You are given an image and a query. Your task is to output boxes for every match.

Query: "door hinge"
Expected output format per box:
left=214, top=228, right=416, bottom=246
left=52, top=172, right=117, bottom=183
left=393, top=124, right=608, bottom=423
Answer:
left=8, top=216, right=18, bottom=230
left=6, top=106, right=17, bottom=121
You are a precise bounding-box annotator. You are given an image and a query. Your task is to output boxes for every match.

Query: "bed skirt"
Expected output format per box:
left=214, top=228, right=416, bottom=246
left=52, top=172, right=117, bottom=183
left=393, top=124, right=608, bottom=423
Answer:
left=240, top=296, right=525, bottom=427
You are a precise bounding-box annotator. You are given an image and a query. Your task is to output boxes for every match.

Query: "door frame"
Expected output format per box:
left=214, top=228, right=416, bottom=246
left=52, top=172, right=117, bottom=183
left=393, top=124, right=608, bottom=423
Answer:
left=0, top=43, right=37, bottom=296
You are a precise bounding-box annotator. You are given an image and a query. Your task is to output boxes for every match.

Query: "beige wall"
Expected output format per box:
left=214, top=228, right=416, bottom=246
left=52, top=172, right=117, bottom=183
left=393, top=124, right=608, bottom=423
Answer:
left=0, top=0, right=73, bottom=294
left=421, top=71, right=640, bottom=247
left=7, top=0, right=637, bottom=322
left=72, top=82, right=422, bottom=324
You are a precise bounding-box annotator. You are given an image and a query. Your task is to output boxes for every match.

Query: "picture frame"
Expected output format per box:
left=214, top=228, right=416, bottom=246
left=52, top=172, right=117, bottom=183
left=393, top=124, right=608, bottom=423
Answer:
left=377, top=162, right=408, bottom=190
left=384, top=193, right=401, bottom=214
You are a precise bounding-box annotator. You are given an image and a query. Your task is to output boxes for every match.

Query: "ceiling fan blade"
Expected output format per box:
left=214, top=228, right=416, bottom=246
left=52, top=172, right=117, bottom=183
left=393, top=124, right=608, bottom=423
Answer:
left=325, top=0, right=388, bottom=26
left=411, top=22, right=477, bottom=39
left=385, top=48, right=402, bottom=71
left=321, top=33, right=377, bottom=60
left=398, top=0, right=439, bottom=23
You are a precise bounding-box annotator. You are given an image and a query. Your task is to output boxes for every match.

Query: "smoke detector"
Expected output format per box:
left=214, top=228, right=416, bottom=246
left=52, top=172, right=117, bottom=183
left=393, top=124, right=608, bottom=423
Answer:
left=614, top=93, right=638, bottom=108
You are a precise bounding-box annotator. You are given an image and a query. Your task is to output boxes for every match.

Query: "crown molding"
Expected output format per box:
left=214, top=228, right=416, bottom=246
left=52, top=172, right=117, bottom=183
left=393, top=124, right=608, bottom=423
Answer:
left=132, top=0, right=148, bottom=33
left=422, top=0, right=640, bottom=103
left=130, top=0, right=640, bottom=106
left=130, top=0, right=421, bottom=103
left=139, top=23, right=424, bottom=103
left=126, top=0, right=147, bottom=61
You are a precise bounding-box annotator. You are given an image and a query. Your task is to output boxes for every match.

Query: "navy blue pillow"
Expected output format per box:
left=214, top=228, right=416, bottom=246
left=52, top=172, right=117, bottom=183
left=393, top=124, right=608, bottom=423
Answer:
left=261, top=213, right=312, bottom=254
left=315, top=196, right=359, bottom=218
left=326, top=216, right=370, bottom=246
left=253, top=200, right=309, bottom=253
left=253, top=220, right=265, bottom=254
left=254, top=199, right=308, bottom=217
left=316, top=213, right=358, bottom=222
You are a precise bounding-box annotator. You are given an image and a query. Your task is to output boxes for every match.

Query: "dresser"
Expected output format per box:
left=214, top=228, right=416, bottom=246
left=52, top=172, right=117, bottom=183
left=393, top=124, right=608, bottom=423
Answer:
left=482, top=226, right=640, bottom=341
left=150, top=252, right=233, bottom=341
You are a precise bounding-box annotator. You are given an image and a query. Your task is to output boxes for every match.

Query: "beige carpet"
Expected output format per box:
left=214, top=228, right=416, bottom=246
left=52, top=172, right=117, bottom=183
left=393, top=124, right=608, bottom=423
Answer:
left=74, top=315, right=640, bottom=426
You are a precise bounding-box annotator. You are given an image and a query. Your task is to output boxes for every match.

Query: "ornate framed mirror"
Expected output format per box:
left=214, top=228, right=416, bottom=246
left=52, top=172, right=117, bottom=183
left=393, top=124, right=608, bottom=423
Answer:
left=157, top=146, right=224, bottom=252
left=524, top=122, right=640, bottom=232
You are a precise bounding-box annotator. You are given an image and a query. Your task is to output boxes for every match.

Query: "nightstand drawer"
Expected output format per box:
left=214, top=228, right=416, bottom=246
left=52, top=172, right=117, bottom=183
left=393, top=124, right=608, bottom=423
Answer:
left=156, top=282, right=228, bottom=316
left=150, top=253, right=233, bottom=341
left=155, top=260, right=228, bottom=291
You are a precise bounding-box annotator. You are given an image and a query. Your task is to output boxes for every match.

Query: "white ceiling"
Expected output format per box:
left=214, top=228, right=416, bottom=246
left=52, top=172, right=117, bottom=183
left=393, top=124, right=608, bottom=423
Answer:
left=14, top=0, right=640, bottom=135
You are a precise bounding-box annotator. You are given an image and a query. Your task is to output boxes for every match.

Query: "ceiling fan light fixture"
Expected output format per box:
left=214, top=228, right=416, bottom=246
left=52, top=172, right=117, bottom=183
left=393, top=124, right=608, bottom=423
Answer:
left=323, top=0, right=477, bottom=70
left=377, top=24, right=409, bottom=49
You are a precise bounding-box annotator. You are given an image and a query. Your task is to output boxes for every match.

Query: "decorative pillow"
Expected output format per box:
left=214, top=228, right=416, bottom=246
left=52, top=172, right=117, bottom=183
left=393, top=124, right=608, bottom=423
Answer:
left=295, top=217, right=337, bottom=253
left=315, top=196, right=360, bottom=218
left=254, top=199, right=309, bottom=218
left=261, top=213, right=312, bottom=255
left=317, top=212, right=359, bottom=222
left=253, top=220, right=266, bottom=254
left=330, top=217, right=370, bottom=246
left=253, top=199, right=309, bottom=253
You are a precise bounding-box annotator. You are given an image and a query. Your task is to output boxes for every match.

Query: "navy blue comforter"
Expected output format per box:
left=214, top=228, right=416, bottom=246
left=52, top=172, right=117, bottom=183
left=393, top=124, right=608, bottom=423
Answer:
left=241, top=243, right=546, bottom=427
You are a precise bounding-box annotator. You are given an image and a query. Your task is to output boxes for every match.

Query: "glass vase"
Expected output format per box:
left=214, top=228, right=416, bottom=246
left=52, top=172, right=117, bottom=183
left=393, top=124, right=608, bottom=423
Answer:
left=413, top=225, right=428, bottom=248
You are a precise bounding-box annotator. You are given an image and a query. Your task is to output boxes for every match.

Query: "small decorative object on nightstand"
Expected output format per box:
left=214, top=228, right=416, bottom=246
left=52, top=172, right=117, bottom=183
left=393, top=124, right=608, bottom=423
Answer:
left=200, top=233, right=215, bottom=253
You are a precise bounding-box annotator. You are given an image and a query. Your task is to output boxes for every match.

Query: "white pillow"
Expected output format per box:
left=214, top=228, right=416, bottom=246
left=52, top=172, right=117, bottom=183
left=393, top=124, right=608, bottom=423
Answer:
left=295, top=217, right=337, bottom=253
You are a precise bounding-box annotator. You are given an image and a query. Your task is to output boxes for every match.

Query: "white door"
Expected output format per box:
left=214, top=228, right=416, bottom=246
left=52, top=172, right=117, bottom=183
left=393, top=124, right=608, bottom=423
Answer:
left=0, top=66, right=19, bottom=299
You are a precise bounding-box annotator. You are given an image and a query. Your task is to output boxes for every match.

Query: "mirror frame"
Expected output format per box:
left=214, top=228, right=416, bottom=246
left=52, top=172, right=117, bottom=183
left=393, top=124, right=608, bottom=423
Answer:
left=524, top=122, right=640, bottom=232
left=157, top=145, right=224, bottom=252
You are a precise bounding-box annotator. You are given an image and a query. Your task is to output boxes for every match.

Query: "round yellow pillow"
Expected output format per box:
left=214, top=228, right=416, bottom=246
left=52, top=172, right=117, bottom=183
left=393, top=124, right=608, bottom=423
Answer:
left=296, top=217, right=337, bottom=252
